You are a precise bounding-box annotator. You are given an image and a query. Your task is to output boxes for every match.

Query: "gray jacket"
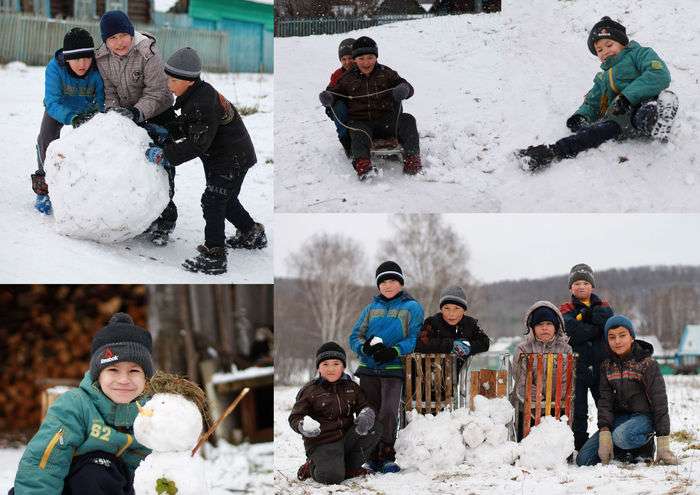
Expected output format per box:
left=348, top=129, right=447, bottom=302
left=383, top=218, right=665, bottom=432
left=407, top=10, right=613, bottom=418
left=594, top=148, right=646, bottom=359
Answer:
left=95, top=31, right=173, bottom=121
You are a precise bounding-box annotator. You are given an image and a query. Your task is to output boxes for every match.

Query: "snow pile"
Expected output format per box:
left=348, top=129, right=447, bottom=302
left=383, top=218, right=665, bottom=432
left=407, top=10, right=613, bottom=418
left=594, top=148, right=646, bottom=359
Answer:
left=203, top=441, right=274, bottom=493
left=517, top=415, right=575, bottom=470
left=45, top=112, right=170, bottom=243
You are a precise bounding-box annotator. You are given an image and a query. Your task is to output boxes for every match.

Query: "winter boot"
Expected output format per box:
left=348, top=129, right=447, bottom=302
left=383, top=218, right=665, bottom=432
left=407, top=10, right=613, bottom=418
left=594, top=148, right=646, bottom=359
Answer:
left=375, top=445, right=400, bottom=473
left=226, top=223, right=268, bottom=250
left=649, top=90, right=678, bottom=141
left=629, top=437, right=656, bottom=463
left=353, top=158, right=375, bottom=180
left=34, top=194, right=52, bottom=215
left=403, top=154, right=422, bottom=175
left=296, top=459, right=313, bottom=481
left=516, top=144, right=559, bottom=172
left=344, top=467, right=370, bottom=479
left=182, top=245, right=227, bottom=275
left=147, top=219, right=176, bottom=247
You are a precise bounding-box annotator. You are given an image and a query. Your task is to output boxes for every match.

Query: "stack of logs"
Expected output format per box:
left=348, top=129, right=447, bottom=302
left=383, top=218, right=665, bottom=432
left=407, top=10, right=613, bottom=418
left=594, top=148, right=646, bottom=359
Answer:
left=0, top=285, right=147, bottom=431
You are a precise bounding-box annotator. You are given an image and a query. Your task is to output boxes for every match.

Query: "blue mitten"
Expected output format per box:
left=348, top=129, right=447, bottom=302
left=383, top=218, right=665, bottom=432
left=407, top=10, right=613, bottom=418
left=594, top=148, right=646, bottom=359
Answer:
left=453, top=340, right=471, bottom=358
left=142, top=123, right=170, bottom=145
left=35, top=194, right=52, bottom=215
left=145, top=146, right=170, bottom=167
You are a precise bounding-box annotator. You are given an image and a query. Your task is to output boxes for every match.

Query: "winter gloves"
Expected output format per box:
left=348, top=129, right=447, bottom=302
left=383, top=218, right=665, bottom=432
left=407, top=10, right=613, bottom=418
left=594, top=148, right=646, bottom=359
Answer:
left=31, top=170, right=48, bottom=195
left=71, top=108, right=98, bottom=128
left=453, top=340, right=471, bottom=358
left=373, top=345, right=398, bottom=363
left=145, top=146, right=170, bottom=167
left=392, top=83, right=411, bottom=101
left=655, top=436, right=678, bottom=465
left=362, top=339, right=380, bottom=357
left=34, top=194, right=52, bottom=215
left=110, top=106, right=142, bottom=123
left=598, top=429, right=613, bottom=464
left=610, top=94, right=631, bottom=116
left=319, top=91, right=334, bottom=108
left=566, top=114, right=589, bottom=133
left=354, top=407, right=375, bottom=436
left=298, top=416, right=321, bottom=438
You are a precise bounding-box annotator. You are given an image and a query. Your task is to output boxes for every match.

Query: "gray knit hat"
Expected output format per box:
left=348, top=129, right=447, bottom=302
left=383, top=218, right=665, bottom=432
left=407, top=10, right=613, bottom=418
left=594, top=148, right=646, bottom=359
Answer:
left=316, top=342, right=346, bottom=368
left=164, top=47, right=201, bottom=81
left=89, top=312, right=154, bottom=380
left=568, top=263, right=595, bottom=288
left=439, top=286, right=468, bottom=310
left=338, top=38, right=355, bottom=59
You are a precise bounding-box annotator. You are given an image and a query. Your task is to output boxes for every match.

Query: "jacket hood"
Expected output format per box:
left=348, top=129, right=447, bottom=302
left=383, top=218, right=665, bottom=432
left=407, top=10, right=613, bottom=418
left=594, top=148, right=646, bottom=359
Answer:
left=523, top=300, right=566, bottom=336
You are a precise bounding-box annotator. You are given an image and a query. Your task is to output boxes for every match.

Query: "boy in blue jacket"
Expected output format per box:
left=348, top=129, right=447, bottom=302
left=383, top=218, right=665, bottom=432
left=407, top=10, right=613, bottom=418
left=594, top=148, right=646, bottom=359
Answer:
left=10, top=313, right=152, bottom=495
left=517, top=16, right=678, bottom=171
left=32, top=27, right=104, bottom=215
left=349, top=261, right=424, bottom=473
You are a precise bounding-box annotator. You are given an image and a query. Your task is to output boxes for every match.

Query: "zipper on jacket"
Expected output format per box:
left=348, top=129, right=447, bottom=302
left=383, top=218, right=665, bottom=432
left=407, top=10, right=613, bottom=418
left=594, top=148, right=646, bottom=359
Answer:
left=116, top=433, right=133, bottom=457
left=39, top=427, right=64, bottom=469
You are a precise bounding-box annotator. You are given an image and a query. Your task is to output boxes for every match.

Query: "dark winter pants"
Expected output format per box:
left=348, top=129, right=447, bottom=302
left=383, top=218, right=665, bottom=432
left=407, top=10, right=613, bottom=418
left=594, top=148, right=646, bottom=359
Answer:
left=36, top=111, right=63, bottom=172
left=348, top=111, right=420, bottom=160
left=572, top=362, right=601, bottom=450
left=202, top=169, right=256, bottom=248
left=331, top=100, right=349, bottom=140
left=576, top=413, right=654, bottom=466
left=307, top=424, right=382, bottom=485
left=359, top=375, right=403, bottom=459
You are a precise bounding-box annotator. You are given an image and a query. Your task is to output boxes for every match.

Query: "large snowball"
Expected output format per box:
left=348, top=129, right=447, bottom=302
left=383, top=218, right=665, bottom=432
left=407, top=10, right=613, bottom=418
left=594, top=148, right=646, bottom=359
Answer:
left=45, top=112, right=170, bottom=243
left=517, top=415, right=574, bottom=469
left=134, top=393, right=203, bottom=452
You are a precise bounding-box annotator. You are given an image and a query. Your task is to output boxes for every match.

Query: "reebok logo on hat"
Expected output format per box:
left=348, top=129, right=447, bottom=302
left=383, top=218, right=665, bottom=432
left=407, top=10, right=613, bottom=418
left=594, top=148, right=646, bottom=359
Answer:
left=100, top=347, right=119, bottom=364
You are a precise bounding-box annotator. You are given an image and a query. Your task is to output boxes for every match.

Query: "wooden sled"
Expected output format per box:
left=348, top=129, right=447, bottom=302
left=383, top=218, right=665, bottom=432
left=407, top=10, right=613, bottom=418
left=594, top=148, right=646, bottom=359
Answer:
left=371, top=138, right=404, bottom=161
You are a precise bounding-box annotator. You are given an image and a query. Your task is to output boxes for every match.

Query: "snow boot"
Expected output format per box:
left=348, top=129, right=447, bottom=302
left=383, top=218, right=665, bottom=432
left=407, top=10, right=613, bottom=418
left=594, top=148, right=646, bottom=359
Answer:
left=226, top=223, right=268, bottom=250
left=403, top=154, right=422, bottom=175
left=649, top=90, right=678, bottom=141
left=344, top=467, right=370, bottom=479
left=296, top=459, right=313, bottom=481
left=379, top=461, right=400, bottom=473
left=353, top=158, right=375, bottom=180
left=182, top=245, right=227, bottom=275
left=147, top=219, right=175, bottom=246
left=516, top=144, right=559, bottom=172
left=34, top=194, right=52, bottom=215
left=370, top=445, right=400, bottom=474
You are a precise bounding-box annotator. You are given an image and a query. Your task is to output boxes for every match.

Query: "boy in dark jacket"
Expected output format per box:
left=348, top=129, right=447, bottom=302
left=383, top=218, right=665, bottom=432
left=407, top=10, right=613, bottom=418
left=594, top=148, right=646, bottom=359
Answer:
left=32, top=27, right=104, bottom=216
left=324, top=38, right=355, bottom=157
left=577, top=316, right=678, bottom=466
left=319, top=37, right=422, bottom=179
left=144, top=47, right=267, bottom=275
left=517, top=16, right=678, bottom=172
left=289, top=342, right=380, bottom=485
left=559, top=263, right=614, bottom=451
left=11, top=313, right=153, bottom=495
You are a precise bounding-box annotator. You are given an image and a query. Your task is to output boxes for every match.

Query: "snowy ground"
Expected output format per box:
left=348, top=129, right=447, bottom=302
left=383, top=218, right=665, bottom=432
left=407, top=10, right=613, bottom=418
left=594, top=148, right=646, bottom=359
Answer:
left=0, top=440, right=273, bottom=494
left=274, top=376, right=700, bottom=494
left=274, top=0, right=700, bottom=212
left=0, top=63, right=273, bottom=282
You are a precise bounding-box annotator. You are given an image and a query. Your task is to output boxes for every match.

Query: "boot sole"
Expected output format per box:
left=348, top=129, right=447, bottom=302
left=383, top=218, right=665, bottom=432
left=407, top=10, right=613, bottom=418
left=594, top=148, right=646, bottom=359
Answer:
left=650, top=91, right=679, bottom=142
left=181, top=261, right=227, bottom=275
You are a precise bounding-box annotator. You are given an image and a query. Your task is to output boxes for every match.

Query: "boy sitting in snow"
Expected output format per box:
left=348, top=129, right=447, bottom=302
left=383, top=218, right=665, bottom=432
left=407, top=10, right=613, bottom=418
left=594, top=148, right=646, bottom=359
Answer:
left=143, top=47, right=266, bottom=275
left=11, top=313, right=153, bottom=494
left=32, top=27, right=104, bottom=216
left=559, top=264, right=614, bottom=452
left=324, top=38, right=355, bottom=157
left=319, top=37, right=422, bottom=179
left=517, top=16, right=678, bottom=171
left=512, top=301, right=572, bottom=441
left=348, top=261, right=424, bottom=473
left=576, top=316, right=678, bottom=466
left=290, top=342, right=380, bottom=484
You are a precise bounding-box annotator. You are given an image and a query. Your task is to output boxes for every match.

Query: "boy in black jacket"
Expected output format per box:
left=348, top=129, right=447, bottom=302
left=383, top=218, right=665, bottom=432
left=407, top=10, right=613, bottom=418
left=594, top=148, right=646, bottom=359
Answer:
left=144, top=47, right=267, bottom=275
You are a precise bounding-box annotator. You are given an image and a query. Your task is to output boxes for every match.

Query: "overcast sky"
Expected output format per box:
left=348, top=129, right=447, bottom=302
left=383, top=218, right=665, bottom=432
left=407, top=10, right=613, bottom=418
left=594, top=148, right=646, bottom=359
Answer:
left=275, top=214, right=700, bottom=283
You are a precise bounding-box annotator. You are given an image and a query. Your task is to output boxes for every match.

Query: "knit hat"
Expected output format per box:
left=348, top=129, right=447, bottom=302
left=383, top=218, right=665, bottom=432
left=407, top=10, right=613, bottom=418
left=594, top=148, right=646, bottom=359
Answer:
left=316, top=342, right=346, bottom=368
left=89, top=312, right=154, bottom=380
left=63, top=28, right=95, bottom=61
left=352, top=36, right=378, bottom=58
left=439, top=286, right=468, bottom=311
left=568, top=263, right=595, bottom=288
left=604, top=315, right=636, bottom=339
left=338, top=38, right=356, bottom=59
left=528, top=306, right=560, bottom=331
left=376, top=260, right=404, bottom=287
left=100, top=10, right=134, bottom=42
left=164, top=47, right=202, bottom=81
left=587, top=16, right=629, bottom=55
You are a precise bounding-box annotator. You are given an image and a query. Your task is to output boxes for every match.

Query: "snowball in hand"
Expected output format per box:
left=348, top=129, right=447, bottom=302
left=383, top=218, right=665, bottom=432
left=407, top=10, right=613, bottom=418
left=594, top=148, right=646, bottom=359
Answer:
left=370, top=336, right=383, bottom=346
left=302, top=416, right=320, bottom=431
left=45, top=112, right=170, bottom=243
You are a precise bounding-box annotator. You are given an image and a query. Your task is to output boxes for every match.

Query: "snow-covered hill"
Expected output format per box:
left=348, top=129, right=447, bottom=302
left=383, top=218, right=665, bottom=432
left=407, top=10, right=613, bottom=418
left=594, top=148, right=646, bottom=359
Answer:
left=0, top=64, right=272, bottom=282
left=274, top=0, right=700, bottom=212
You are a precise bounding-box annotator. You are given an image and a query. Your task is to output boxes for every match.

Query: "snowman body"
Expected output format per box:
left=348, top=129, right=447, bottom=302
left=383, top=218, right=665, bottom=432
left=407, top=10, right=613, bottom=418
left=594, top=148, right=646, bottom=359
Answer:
left=133, top=393, right=208, bottom=495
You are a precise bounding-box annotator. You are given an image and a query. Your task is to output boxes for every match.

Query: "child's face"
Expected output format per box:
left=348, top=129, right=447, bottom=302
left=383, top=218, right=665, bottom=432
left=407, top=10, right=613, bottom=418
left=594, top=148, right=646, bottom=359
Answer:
left=167, top=76, right=195, bottom=96
left=106, top=33, right=133, bottom=57
left=533, top=321, right=556, bottom=343
left=67, top=57, right=93, bottom=76
left=594, top=38, right=625, bottom=63
left=318, top=359, right=344, bottom=382
left=441, top=303, right=466, bottom=326
left=98, top=361, right=146, bottom=404
left=570, top=280, right=593, bottom=301
left=340, top=55, right=354, bottom=72
left=608, top=326, right=634, bottom=356
left=355, top=54, right=377, bottom=75
left=378, top=279, right=402, bottom=299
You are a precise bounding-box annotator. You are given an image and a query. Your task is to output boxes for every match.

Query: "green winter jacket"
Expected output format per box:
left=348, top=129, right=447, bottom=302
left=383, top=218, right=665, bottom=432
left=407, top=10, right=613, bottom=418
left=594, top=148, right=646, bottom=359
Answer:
left=13, top=371, right=151, bottom=494
left=576, top=41, right=671, bottom=122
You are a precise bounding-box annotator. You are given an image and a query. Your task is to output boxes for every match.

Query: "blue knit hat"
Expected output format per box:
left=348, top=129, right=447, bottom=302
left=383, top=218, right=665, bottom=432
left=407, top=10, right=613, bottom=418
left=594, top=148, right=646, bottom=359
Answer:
left=100, top=10, right=134, bottom=42
left=604, top=315, right=635, bottom=339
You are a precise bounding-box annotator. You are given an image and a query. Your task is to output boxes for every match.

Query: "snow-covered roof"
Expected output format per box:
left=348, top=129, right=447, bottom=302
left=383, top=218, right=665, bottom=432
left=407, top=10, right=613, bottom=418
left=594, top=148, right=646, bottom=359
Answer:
left=636, top=335, right=666, bottom=356
left=679, top=325, right=700, bottom=355
left=154, top=0, right=179, bottom=12
left=212, top=366, right=274, bottom=385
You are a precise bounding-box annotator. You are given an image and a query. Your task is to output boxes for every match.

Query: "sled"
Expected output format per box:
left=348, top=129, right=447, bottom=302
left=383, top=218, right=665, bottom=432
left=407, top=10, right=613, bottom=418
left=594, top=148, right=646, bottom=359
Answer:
left=402, top=353, right=456, bottom=417
left=513, top=352, right=577, bottom=438
left=370, top=138, right=404, bottom=161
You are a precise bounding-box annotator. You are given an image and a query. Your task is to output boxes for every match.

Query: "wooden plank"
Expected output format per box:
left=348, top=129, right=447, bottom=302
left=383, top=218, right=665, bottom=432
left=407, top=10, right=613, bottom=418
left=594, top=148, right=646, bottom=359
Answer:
left=415, top=355, right=423, bottom=414
left=523, top=354, right=534, bottom=437
left=445, top=354, right=453, bottom=410
left=545, top=353, right=554, bottom=416
left=534, top=354, right=543, bottom=426
left=495, top=370, right=507, bottom=398
left=404, top=355, right=413, bottom=412
left=554, top=353, right=563, bottom=419
left=424, top=355, right=431, bottom=415
left=434, top=354, right=443, bottom=413
left=469, top=370, right=479, bottom=411
left=564, top=353, right=574, bottom=422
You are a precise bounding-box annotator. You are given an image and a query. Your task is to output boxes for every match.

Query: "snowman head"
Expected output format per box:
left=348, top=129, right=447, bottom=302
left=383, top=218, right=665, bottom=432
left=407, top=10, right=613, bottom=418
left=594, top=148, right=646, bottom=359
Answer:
left=134, top=393, right=203, bottom=452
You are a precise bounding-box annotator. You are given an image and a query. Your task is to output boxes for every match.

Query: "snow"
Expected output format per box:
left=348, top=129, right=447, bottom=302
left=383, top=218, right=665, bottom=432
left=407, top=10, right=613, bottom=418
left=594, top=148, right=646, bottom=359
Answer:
left=275, top=0, right=700, bottom=213
left=370, top=336, right=383, bottom=345
left=518, top=416, right=575, bottom=470
left=153, top=0, right=180, bottom=12
left=0, top=65, right=272, bottom=282
left=45, top=385, right=74, bottom=395
left=274, top=375, right=700, bottom=494
left=211, top=365, right=274, bottom=384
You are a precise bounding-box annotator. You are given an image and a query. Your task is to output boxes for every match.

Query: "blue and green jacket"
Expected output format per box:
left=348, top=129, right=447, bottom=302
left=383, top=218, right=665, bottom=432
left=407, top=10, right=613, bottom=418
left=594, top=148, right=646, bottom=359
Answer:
left=576, top=40, right=671, bottom=122
left=44, top=49, right=105, bottom=126
left=349, top=291, right=424, bottom=377
left=13, top=371, right=150, bottom=494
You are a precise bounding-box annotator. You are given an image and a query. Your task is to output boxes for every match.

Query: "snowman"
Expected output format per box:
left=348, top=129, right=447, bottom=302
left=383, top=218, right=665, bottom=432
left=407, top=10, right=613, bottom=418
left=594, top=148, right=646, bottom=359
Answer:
left=133, top=392, right=208, bottom=495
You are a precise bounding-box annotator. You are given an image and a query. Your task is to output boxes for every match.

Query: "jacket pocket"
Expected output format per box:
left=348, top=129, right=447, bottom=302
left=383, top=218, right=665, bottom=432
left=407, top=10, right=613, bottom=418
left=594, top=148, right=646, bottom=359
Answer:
left=39, top=427, right=64, bottom=470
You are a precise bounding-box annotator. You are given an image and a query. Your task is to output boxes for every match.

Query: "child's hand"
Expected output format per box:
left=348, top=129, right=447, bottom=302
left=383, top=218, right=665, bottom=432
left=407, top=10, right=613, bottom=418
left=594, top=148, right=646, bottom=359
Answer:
left=373, top=345, right=398, bottom=363
left=71, top=109, right=98, bottom=128
left=298, top=416, right=321, bottom=438
left=610, top=94, right=631, bottom=116
left=354, top=407, right=375, bottom=436
left=319, top=91, right=334, bottom=108
left=142, top=123, right=170, bottom=145
left=362, top=340, right=382, bottom=357
left=453, top=340, right=471, bottom=358
left=145, top=146, right=170, bottom=167
left=110, top=106, right=142, bottom=122
left=566, top=114, right=588, bottom=132
left=392, top=83, right=411, bottom=101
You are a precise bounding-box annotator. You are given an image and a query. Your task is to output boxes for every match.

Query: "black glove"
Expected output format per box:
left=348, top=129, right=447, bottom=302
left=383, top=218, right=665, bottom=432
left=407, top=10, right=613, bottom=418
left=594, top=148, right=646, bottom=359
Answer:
left=373, top=346, right=398, bottom=363
left=71, top=109, right=98, bottom=128
left=392, top=83, right=411, bottom=101
left=566, top=114, right=588, bottom=132
left=319, top=91, right=334, bottom=108
left=610, top=94, right=631, bottom=116
left=31, top=170, right=48, bottom=195
left=110, top=106, right=142, bottom=122
left=362, top=340, right=382, bottom=357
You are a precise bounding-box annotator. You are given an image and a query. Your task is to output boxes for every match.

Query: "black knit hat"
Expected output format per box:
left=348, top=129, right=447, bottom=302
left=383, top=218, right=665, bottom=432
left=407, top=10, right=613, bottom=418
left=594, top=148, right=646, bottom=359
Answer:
left=339, top=38, right=356, bottom=59
left=100, top=10, right=134, bottom=42
left=352, top=36, right=378, bottom=59
left=89, top=312, right=154, bottom=380
left=376, top=260, right=404, bottom=287
left=439, top=286, right=468, bottom=311
left=63, top=28, right=95, bottom=61
left=316, top=342, right=346, bottom=368
left=588, top=16, right=629, bottom=55
left=164, top=47, right=202, bottom=81
left=528, top=306, right=560, bottom=331
left=568, top=263, right=595, bottom=288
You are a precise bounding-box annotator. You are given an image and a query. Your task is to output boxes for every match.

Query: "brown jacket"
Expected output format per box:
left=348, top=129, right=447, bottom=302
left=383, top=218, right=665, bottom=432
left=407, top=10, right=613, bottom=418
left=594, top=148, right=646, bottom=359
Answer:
left=288, top=375, right=370, bottom=451
left=95, top=31, right=173, bottom=121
